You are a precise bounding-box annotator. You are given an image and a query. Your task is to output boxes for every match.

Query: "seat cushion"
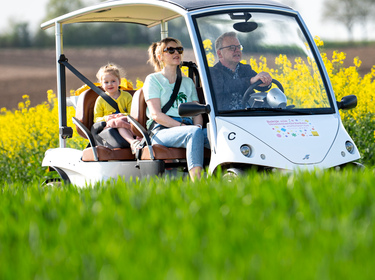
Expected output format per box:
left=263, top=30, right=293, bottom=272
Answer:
left=140, top=145, right=211, bottom=161
left=140, top=144, right=186, bottom=160
left=82, top=146, right=134, bottom=161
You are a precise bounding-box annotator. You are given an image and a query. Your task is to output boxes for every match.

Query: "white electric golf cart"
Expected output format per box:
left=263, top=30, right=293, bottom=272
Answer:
left=41, top=0, right=360, bottom=187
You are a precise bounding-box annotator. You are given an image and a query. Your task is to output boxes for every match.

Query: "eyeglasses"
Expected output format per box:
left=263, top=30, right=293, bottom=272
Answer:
left=219, top=45, right=243, bottom=51
left=163, top=46, right=184, bottom=54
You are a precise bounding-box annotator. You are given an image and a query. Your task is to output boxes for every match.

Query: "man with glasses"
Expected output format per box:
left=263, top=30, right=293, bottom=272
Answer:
left=210, top=31, right=272, bottom=110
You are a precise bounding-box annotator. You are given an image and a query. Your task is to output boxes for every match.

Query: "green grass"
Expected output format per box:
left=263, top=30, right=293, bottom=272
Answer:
left=1, top=169, right=375, bottom=279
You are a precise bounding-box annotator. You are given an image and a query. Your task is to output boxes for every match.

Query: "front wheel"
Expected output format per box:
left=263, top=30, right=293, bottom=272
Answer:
left=334, top=162, right=365, bottom=171
left=223, top=168, right=244, bottom=182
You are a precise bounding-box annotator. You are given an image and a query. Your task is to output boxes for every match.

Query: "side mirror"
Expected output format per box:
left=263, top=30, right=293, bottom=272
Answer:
left=178, top=102, right=211, bottom=117
left=337, top=95, right=357, bottom=110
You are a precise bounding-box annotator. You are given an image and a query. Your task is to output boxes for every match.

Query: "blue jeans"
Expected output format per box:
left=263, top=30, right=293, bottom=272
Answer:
left=151, top=117, right=209, bottom=170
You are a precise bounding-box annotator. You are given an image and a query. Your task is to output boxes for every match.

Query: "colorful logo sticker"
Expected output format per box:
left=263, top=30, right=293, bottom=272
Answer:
left=267, top=119, right=319, bottom=138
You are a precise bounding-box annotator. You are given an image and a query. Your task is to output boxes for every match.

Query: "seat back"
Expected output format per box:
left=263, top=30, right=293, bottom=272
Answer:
left=130, top=88, right=147, bottom=138
left=75, top=88, right=100, bottom=139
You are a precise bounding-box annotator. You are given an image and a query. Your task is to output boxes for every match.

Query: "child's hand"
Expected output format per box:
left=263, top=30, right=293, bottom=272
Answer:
left=113, top=113, right=125, bottom=119
left=105, top=114, right=122, bottom=121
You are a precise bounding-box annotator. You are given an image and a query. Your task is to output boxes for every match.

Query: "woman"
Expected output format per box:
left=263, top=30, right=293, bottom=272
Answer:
left=143, top=37, right=209, bottom=181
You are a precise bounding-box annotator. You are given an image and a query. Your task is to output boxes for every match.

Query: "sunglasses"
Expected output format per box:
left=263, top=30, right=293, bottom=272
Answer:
left=163, top=46, right=184, bottom=54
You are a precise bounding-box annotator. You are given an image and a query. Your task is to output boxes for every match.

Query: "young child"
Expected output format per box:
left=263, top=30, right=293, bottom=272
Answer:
left=93, top=63, right=140, bottom=153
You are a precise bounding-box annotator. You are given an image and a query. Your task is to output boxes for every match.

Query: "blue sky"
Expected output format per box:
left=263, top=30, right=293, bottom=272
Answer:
left=0, top=0, right=365, bottom=41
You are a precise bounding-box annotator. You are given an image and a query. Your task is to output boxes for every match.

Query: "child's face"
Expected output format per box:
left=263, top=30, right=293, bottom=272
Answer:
left=101, top=73, right=120, bottom=95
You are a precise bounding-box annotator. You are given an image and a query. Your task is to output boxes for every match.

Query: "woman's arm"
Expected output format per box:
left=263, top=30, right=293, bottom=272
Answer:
left=192, top=101, right=203, bottom=127
left=147, top=98, right=184, bottom=127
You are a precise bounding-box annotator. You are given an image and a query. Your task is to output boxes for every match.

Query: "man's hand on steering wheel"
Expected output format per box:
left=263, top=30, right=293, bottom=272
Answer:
left=241, top=78, right=284, bottom=108
left=250, top=71, right=272, bottom=87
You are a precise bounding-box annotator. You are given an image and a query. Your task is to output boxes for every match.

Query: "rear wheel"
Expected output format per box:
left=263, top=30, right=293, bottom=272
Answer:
left=42, top=178, right=63, bottom=187
left=42, top=167, right=70, bottom=187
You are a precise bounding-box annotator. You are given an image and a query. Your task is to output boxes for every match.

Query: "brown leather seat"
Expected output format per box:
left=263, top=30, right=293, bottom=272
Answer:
left=75, top=87, right=98, bottom=139
left=74, top=87, right=136, bottom=161
left=75, top=76, right=209, bottom=164
left=130, top=88, right=210, bottom=161
left=82, top=145, right=134, bottom=161
left=130, top=88, right=188, bottom=160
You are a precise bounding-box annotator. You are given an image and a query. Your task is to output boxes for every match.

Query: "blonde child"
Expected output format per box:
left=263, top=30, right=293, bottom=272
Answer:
left=93, top=63, right=140, bottom=153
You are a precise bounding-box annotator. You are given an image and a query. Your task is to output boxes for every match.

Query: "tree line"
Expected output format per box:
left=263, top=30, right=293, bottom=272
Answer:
left=0, top=21, right=163, bottom=48
left=0, top=0, right=163, bottom=48
left=0, top=0, right=190, bottom=48
left=323, top=0, right=375, bottom=41
left=0, top=0, right=374, bottom=48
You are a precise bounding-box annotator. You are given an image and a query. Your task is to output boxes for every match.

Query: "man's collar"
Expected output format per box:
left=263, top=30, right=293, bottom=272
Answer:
left=218, top=61, right=240, bottom=73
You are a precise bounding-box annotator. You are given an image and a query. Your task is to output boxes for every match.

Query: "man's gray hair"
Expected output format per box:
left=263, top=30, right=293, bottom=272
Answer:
left=215, top=31, right=238, bottom=52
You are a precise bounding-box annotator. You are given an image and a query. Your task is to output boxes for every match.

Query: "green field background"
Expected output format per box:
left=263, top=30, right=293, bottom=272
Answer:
left=1, top=170, right=375, bottom=279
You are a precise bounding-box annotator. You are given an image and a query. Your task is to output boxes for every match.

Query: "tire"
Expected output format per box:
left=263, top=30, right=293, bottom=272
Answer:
left=335, top=161, right=365, bottom=171
left=42, top=166, right=71, bottom=187
left=223, top=168, right=244, bottom=182
left=42, top=178, right=63, bottom=187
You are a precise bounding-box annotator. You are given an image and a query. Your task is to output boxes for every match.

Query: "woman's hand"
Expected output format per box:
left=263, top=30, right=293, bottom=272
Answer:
left=193, top=106, right=204, bottom=129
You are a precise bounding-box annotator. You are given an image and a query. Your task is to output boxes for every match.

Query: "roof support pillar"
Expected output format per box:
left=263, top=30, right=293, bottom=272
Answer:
left=161, top=20, right=168, bottom=39
left=55, top=22, right=67, bottom=148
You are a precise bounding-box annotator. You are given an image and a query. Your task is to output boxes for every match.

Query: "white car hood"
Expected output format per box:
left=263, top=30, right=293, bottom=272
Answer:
left=216, top=114, right=340, bottom=164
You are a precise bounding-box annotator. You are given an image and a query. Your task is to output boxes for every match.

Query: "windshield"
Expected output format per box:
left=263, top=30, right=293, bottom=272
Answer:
left=194, top=11, right=333, bottom=115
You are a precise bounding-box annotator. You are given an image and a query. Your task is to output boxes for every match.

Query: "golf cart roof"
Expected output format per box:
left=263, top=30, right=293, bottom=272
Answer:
left=41, top=0, right=291, bottom=30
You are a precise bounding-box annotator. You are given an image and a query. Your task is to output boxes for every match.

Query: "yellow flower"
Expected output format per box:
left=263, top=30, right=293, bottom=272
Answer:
left=181, top=66, right=189, bottom=77
left=18, top=102, right=25, bottom=110
left=203, top=39, right=213, bottom=51
left=120, top=78, right=134, bottom=90
left=332, top=51, right=346, bottom=64
left=206, top=52, right=215, bottom=67
left=354, top=57, right=362, bottom=68
left=314, top=36, right=324, bottom=47
left=135, top=79, right=144, bottom=90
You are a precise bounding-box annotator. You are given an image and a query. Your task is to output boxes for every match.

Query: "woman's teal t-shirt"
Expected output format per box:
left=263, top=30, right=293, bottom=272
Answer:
left=143, top=72, right=198, bottom=128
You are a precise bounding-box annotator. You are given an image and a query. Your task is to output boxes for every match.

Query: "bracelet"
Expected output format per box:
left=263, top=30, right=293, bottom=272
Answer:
left=180, top=122, right=183, bottom=126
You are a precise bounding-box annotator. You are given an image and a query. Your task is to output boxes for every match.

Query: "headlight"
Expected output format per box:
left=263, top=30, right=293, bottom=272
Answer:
left=345, top=141, right=355, bottom=154
left=240, top=144, right=252, bottom=158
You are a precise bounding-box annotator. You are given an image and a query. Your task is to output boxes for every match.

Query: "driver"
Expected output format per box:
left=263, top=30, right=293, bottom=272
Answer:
left=210, top=32, right=273, bottom=110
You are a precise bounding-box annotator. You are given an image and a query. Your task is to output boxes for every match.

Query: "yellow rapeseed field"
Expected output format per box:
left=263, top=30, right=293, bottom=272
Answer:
left=1, top=38, right=374, bottom=164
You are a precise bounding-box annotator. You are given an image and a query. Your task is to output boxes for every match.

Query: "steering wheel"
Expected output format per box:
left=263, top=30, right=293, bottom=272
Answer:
left=241, top=79, right=284, bottom=107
